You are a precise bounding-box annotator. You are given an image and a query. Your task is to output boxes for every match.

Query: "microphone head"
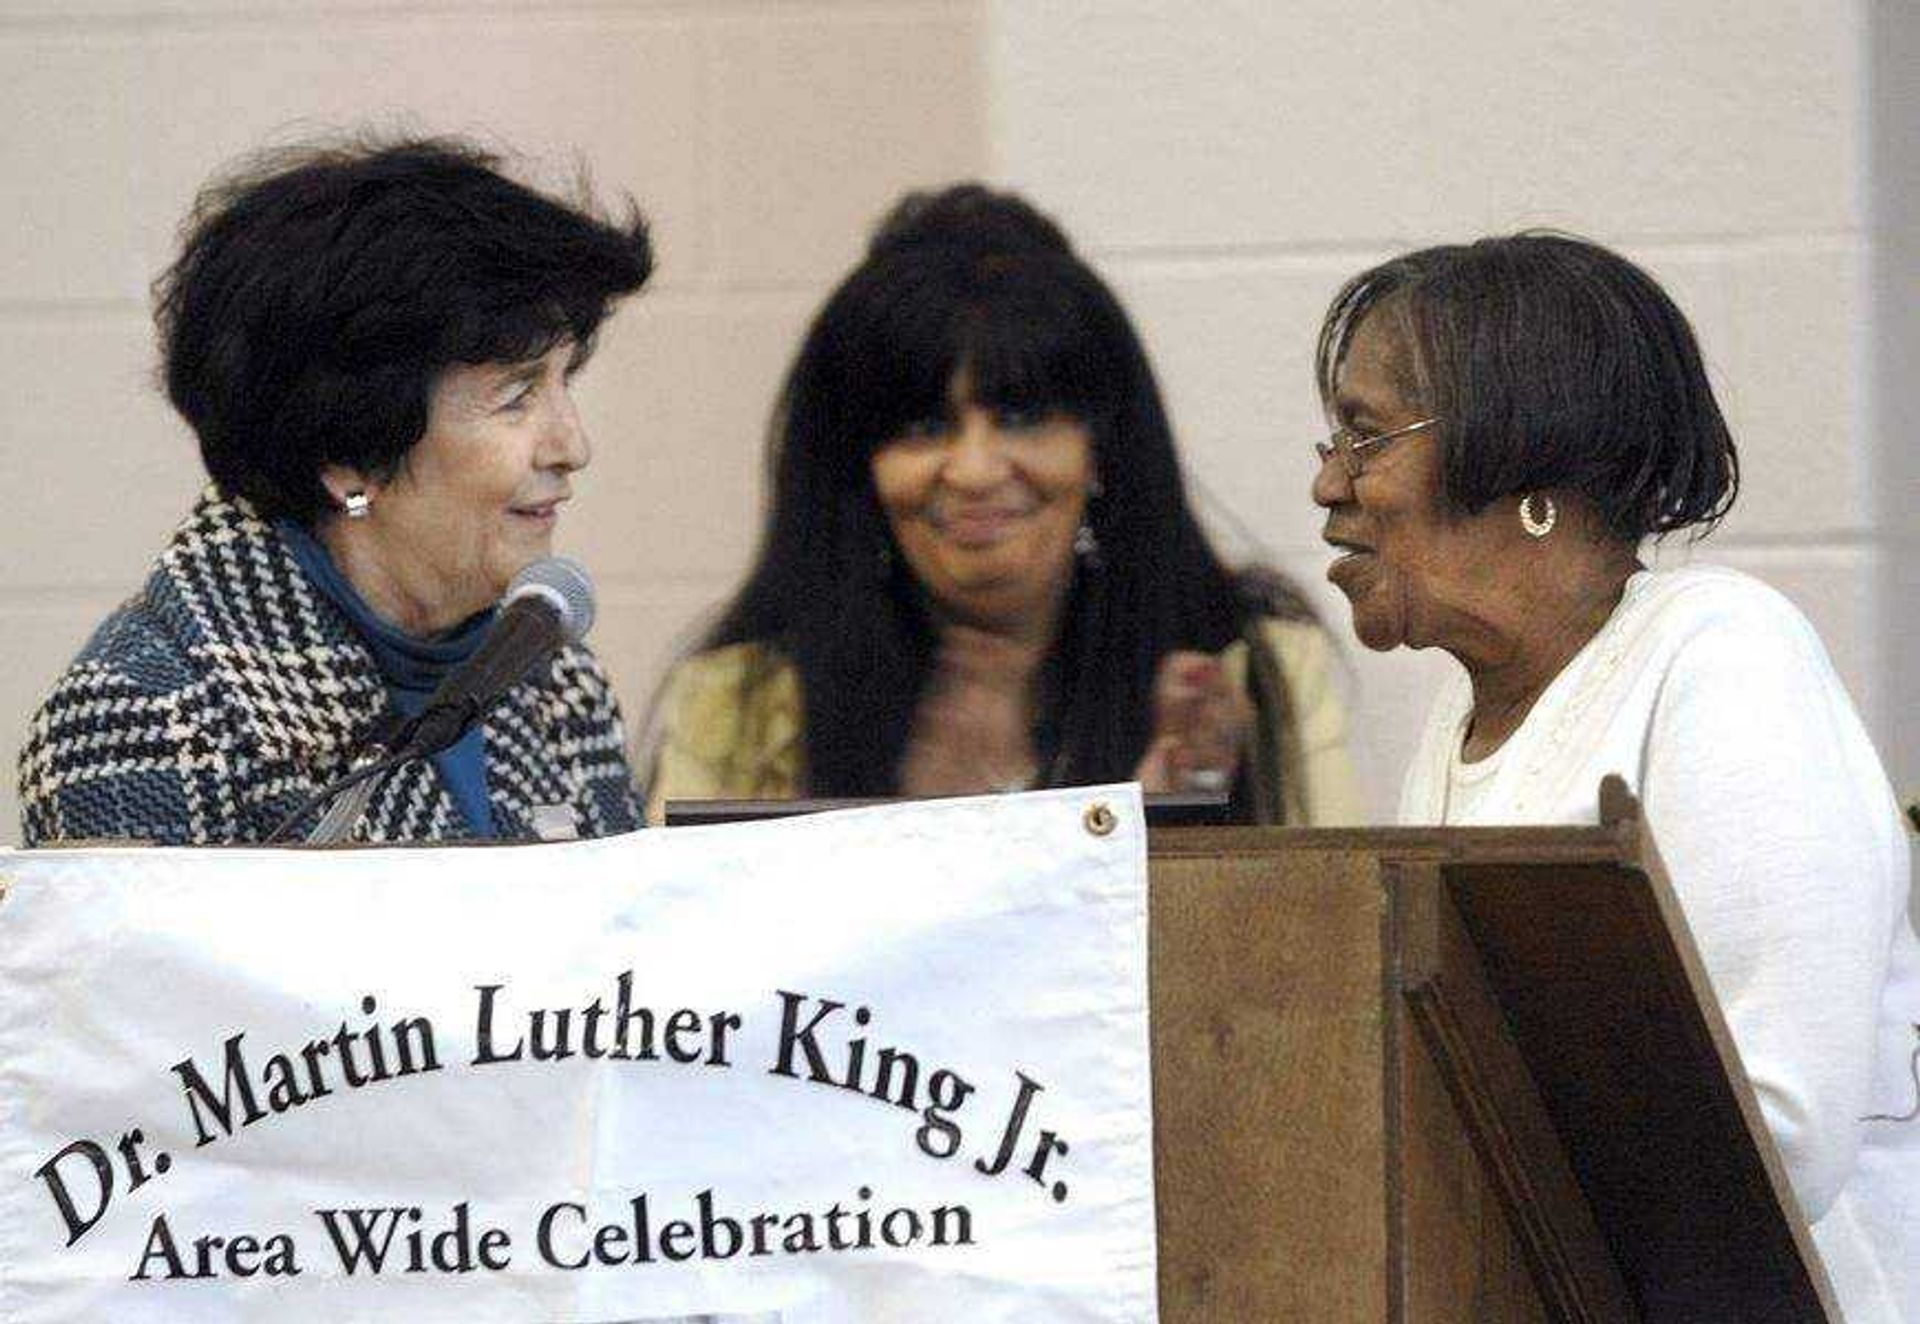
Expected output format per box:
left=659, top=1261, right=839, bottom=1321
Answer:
left=505, top=556, right=595, bottom=644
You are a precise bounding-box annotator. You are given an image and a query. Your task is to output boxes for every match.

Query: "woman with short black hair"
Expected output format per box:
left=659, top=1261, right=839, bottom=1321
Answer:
left=20, top=135, right=653, bottom=845
left=648, top=184, right=1359, bottom=824
left=1315, top=231, right=1737, bottom=545
left=1310, top=232, right=1916, bottom=1320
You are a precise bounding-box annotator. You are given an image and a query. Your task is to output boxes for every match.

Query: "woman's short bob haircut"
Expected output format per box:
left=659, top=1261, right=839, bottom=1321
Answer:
left=698, top=184, right=1307, bottom=808
left=155, top=134, right=653, bottom=522
left=1315, top=232, right=1738, bottom=542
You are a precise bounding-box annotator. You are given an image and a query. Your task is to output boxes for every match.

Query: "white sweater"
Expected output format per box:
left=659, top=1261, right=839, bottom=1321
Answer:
left=1400, top=566, right=1919, bottom=1323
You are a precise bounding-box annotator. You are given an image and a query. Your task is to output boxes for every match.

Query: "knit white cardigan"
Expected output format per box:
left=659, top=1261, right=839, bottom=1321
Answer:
left=1402, top=566, right=1919, bottom=1323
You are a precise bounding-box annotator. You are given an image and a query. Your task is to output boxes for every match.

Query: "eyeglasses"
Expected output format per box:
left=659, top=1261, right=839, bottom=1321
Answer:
left=1313, top=417, right=1440, bottom=479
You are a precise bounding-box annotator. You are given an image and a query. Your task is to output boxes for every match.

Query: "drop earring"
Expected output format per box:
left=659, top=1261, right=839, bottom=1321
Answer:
left=1076, top=475, right=1104, bottom=567
left=1073, top=522, right=1100, bottom=562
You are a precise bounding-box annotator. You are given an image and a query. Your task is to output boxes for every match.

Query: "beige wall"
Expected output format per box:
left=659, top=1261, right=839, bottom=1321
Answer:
left=987, top=0, right=1908, bottom=819
left=0, top=0, right=985, bottom=842
left=2, top=1, right=1908, bottom=841
left=1870, top=1, right=1918, bottom=818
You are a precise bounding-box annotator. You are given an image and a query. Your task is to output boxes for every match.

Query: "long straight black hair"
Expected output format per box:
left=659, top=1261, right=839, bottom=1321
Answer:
left=695, top=185, right=1309, bottom=806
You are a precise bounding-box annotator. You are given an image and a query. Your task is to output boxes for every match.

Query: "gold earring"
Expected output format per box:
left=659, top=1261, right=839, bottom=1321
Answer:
left=1518, top=493, right=1556, bottom=538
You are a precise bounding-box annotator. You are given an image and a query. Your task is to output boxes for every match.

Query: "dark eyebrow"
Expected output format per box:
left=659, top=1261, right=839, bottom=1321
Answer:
left=1331, top=390, right=1378, bottom=428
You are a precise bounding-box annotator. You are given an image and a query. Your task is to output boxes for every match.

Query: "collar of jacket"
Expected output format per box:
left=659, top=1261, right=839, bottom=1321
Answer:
left=153, top=487, right=559, bottom=781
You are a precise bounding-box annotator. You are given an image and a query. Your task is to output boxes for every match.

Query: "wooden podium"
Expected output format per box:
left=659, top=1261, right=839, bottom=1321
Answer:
left=1146, top=780, right=1838, bottom=1323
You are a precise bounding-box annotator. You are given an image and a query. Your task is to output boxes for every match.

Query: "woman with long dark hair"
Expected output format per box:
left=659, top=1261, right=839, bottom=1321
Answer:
left=647, top=184, right=1357, bottom=824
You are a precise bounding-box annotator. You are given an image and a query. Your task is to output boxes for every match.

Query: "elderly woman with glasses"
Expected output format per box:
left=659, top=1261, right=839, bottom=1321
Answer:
left=1309, top=231, right=1917, bottom=1320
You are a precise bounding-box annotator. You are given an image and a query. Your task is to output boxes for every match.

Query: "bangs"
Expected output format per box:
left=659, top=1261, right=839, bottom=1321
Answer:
left=822, top=251, right=1122, bottom=448
left=439, top=291, right=605, bottom=369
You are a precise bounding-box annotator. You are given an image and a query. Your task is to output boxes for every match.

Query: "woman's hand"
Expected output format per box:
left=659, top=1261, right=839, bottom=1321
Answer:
left=1133, top=651, right=1253, bottom=793
left=897, top=625, right=1050, bottom=797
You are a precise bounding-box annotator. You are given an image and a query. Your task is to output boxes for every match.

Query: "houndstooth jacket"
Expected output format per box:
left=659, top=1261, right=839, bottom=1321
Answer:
left=18, top=491, right=642, bottom=845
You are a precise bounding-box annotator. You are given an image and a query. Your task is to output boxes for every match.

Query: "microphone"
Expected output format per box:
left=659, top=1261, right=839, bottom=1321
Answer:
left=271, top=557, right=595, bottom=844
left=392, top=556, right=596, bottom=759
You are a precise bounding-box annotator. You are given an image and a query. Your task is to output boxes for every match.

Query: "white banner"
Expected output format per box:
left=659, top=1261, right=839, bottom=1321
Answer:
left=0, top=786, right=1156, bottom=1322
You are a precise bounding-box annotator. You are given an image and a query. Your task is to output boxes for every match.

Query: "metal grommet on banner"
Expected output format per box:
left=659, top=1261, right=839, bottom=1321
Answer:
left=1083, top=801, right=1117, bottom=837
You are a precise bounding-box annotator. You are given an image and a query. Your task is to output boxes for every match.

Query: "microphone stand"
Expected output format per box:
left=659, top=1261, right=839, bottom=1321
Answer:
left=304, top=766, right=387, bottom=845
left=275, top=699, right=489, bottom=844
left=267, top=555, right=589, bottom=845
left=266, top=711, right=412, bottom=845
